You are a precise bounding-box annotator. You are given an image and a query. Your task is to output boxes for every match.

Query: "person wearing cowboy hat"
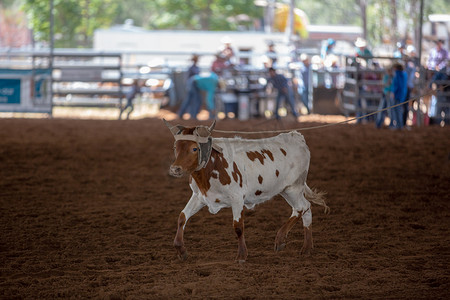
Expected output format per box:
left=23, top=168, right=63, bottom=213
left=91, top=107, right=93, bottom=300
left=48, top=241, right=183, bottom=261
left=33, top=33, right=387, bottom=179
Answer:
left=218, top=35, right=236, bottom=65
left=354, top=37, right=373, bottom=58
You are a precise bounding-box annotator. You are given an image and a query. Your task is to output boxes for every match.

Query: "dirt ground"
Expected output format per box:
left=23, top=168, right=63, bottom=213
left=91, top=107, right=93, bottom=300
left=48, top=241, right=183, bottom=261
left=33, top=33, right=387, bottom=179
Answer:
left=1, top=113, right=449, bottom=299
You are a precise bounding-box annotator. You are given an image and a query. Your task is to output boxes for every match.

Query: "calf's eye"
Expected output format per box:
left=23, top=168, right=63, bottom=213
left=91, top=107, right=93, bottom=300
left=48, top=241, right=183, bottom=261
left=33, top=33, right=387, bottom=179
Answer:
left=192, top=148, right=198, bottom=152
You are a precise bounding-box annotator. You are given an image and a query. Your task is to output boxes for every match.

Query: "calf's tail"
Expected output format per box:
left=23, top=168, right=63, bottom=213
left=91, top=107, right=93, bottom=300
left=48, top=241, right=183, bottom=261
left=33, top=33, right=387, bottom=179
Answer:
left=304, top=184, right=330, bottom=214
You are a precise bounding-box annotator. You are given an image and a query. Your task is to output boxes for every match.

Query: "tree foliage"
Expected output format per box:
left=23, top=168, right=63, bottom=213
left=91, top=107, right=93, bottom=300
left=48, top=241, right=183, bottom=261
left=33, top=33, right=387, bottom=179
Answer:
left=298, top=0, right=449, bottom=47
left=297, top=0, right=361, bottom=26
left=23, top=0, right=119, bottom=48
left=16, top=0, right=450, bottom=48
left=136, top=0, right=262, bottom=31
left=365, top=0, right=449, bottom=46
left=1, top=0, right=17, bottom=8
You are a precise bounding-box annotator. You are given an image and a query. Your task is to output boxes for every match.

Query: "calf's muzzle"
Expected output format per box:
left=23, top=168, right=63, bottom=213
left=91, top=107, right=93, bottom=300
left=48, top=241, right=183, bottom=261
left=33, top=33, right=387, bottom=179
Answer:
left=169, top=164, right=184, bottom=177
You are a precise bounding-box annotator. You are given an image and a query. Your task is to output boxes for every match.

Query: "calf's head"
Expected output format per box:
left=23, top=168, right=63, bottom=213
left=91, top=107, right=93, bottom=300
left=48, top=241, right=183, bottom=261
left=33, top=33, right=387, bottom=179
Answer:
left=164, top=119, right=216, bottom=177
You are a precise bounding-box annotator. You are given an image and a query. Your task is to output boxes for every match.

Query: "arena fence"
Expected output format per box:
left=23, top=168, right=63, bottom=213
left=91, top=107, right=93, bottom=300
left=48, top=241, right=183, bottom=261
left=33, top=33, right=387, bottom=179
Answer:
left=0, top=49, right=446, bottom=125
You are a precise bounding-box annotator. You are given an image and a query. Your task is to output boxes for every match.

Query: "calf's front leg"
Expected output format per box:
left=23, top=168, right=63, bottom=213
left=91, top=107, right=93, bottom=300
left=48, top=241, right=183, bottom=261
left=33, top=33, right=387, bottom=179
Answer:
left=232, top=208, right=248, bottom=263
left=174, top=194, right=204, bottom=260
left=174, top=212, right=188, bottom=260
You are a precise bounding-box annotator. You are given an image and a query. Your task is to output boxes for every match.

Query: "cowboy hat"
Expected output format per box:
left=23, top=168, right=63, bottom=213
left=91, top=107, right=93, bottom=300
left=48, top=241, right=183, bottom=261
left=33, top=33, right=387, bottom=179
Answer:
left=220, top=36, right=233, bottom=44
left=355, top=37, right=367, bottom=48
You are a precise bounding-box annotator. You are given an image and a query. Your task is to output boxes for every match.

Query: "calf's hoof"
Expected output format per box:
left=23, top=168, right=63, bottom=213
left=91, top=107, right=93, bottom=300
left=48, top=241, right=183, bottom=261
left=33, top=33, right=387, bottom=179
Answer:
left=178, top=251, right=188, bottom=261
left=235, top=251, right=248, bottom=264
left=175, top=245, right=188, bottom=261
left=274, top=242, right=286, bottom=252
left=300, top=246, right=312, bottom=255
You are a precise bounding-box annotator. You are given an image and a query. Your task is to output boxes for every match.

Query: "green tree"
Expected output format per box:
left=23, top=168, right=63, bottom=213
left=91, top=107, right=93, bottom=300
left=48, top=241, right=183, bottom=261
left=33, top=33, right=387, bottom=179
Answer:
left=149, top=0, right=262, bottom=31
left=297, top=0, right=449, bottom=48
left=23, top=0, right=119, bottom=48
left=1, top=0, right=18, bottom=8
left=297, top=0, right=361, bottom=26
left=366, top=0, right=449, bottom=48
left=18, top=0, right=450, bottom=49
left=22, top=0, right=263, bottom=47
left=112, top=0, right=161, bottom=29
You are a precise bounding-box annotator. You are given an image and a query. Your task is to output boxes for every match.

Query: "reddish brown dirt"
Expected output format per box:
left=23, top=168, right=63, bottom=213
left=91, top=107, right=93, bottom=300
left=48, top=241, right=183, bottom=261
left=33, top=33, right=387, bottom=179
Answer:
left=1, top=116, right=449, bottom=299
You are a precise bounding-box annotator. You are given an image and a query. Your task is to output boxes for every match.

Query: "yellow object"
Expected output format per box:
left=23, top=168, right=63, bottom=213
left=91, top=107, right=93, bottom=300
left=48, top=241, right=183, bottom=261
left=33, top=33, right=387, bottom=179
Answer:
left=274, top=4, right=309, bottom=38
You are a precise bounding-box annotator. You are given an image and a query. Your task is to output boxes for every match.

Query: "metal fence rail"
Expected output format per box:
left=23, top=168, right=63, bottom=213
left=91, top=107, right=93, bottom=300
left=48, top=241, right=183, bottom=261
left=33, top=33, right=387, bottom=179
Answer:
left=1, top=50, right=445, bottom=126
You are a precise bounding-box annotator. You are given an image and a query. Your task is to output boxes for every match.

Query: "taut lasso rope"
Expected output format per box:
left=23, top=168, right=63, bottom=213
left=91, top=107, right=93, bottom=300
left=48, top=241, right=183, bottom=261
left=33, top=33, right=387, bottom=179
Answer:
left=213, top=84, right=448, bottom=135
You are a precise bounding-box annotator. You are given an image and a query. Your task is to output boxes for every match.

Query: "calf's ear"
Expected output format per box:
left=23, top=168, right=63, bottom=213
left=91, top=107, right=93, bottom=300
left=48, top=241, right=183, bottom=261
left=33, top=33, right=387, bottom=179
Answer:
left=163, top=119, right=185, bottom=136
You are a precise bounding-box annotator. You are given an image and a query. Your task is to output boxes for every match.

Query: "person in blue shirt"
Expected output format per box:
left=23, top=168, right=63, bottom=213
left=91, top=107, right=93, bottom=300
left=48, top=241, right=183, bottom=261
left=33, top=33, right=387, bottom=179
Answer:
left=178, top=72, right=218, bottom=120
left=195, top=72, right=219, bottom=118
left=321, top=38, right=336, bottom=60
left=375, top=66, right=393, bottom=128
left=294, top=54, right=311, bottom=114
left=267, top=67, right=299, bottom=120
left=390, top=63, right=408, bottom=129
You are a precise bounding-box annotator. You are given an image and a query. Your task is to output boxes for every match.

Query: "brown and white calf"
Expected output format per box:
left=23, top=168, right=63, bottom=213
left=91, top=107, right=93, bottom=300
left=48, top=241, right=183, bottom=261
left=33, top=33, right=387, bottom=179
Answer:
left=164, top=120, right=329, bottom=262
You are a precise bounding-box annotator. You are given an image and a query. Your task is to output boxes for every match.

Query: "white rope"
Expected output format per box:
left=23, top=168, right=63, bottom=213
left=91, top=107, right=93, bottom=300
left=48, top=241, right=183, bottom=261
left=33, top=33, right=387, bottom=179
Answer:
left=213, top=87, right=445, bottom=135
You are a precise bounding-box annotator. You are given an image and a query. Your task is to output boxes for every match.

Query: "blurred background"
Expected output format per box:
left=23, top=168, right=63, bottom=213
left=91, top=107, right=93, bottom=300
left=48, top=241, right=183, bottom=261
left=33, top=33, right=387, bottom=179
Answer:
left=0, top=0, right=449, bottom=125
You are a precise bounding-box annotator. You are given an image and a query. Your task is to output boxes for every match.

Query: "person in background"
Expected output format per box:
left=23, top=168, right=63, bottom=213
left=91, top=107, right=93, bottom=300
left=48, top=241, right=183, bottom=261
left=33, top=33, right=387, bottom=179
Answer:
left=393, top=42, right=406, bottom=59
left=296, top=54, right=311, bottom=114
left=428, top=60, right=450, bottom=124
left=211, top=52, right=229, bottom=76
left=402, top=46, right=418, bottom=126
left=119, top=79, right=142, bottom=120
left=178, top=72, right=219, bottom=120
left=195, top=72, right=219, bottom=120
left=219, top=36, right=236, bottom=66
left=267, top=67, right=299, bottom=120
left=178, top=54, right=201, bottom=120
left=321, top=38, right=336, bottom=60
left=266, top=41, right=278, bottom=67
left=390, top=63, right=408, bottom=129
left=353, top=38, right=374, bottom=123
left=375, top=65, right=393, bottom=128
left=426, top=39, right=448, bottom=73
left=187, top=54, right=200, bottom=79
left=354, top=37, right=373, bottom=59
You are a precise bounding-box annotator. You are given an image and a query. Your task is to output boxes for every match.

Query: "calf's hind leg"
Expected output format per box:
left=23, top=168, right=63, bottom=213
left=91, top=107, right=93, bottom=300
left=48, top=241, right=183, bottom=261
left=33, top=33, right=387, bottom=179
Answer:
left=275, top=184, right=313, bottom=254
left=274, top=212, right=300, bottom=251
left=300, top=207, right=313, bottom=255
